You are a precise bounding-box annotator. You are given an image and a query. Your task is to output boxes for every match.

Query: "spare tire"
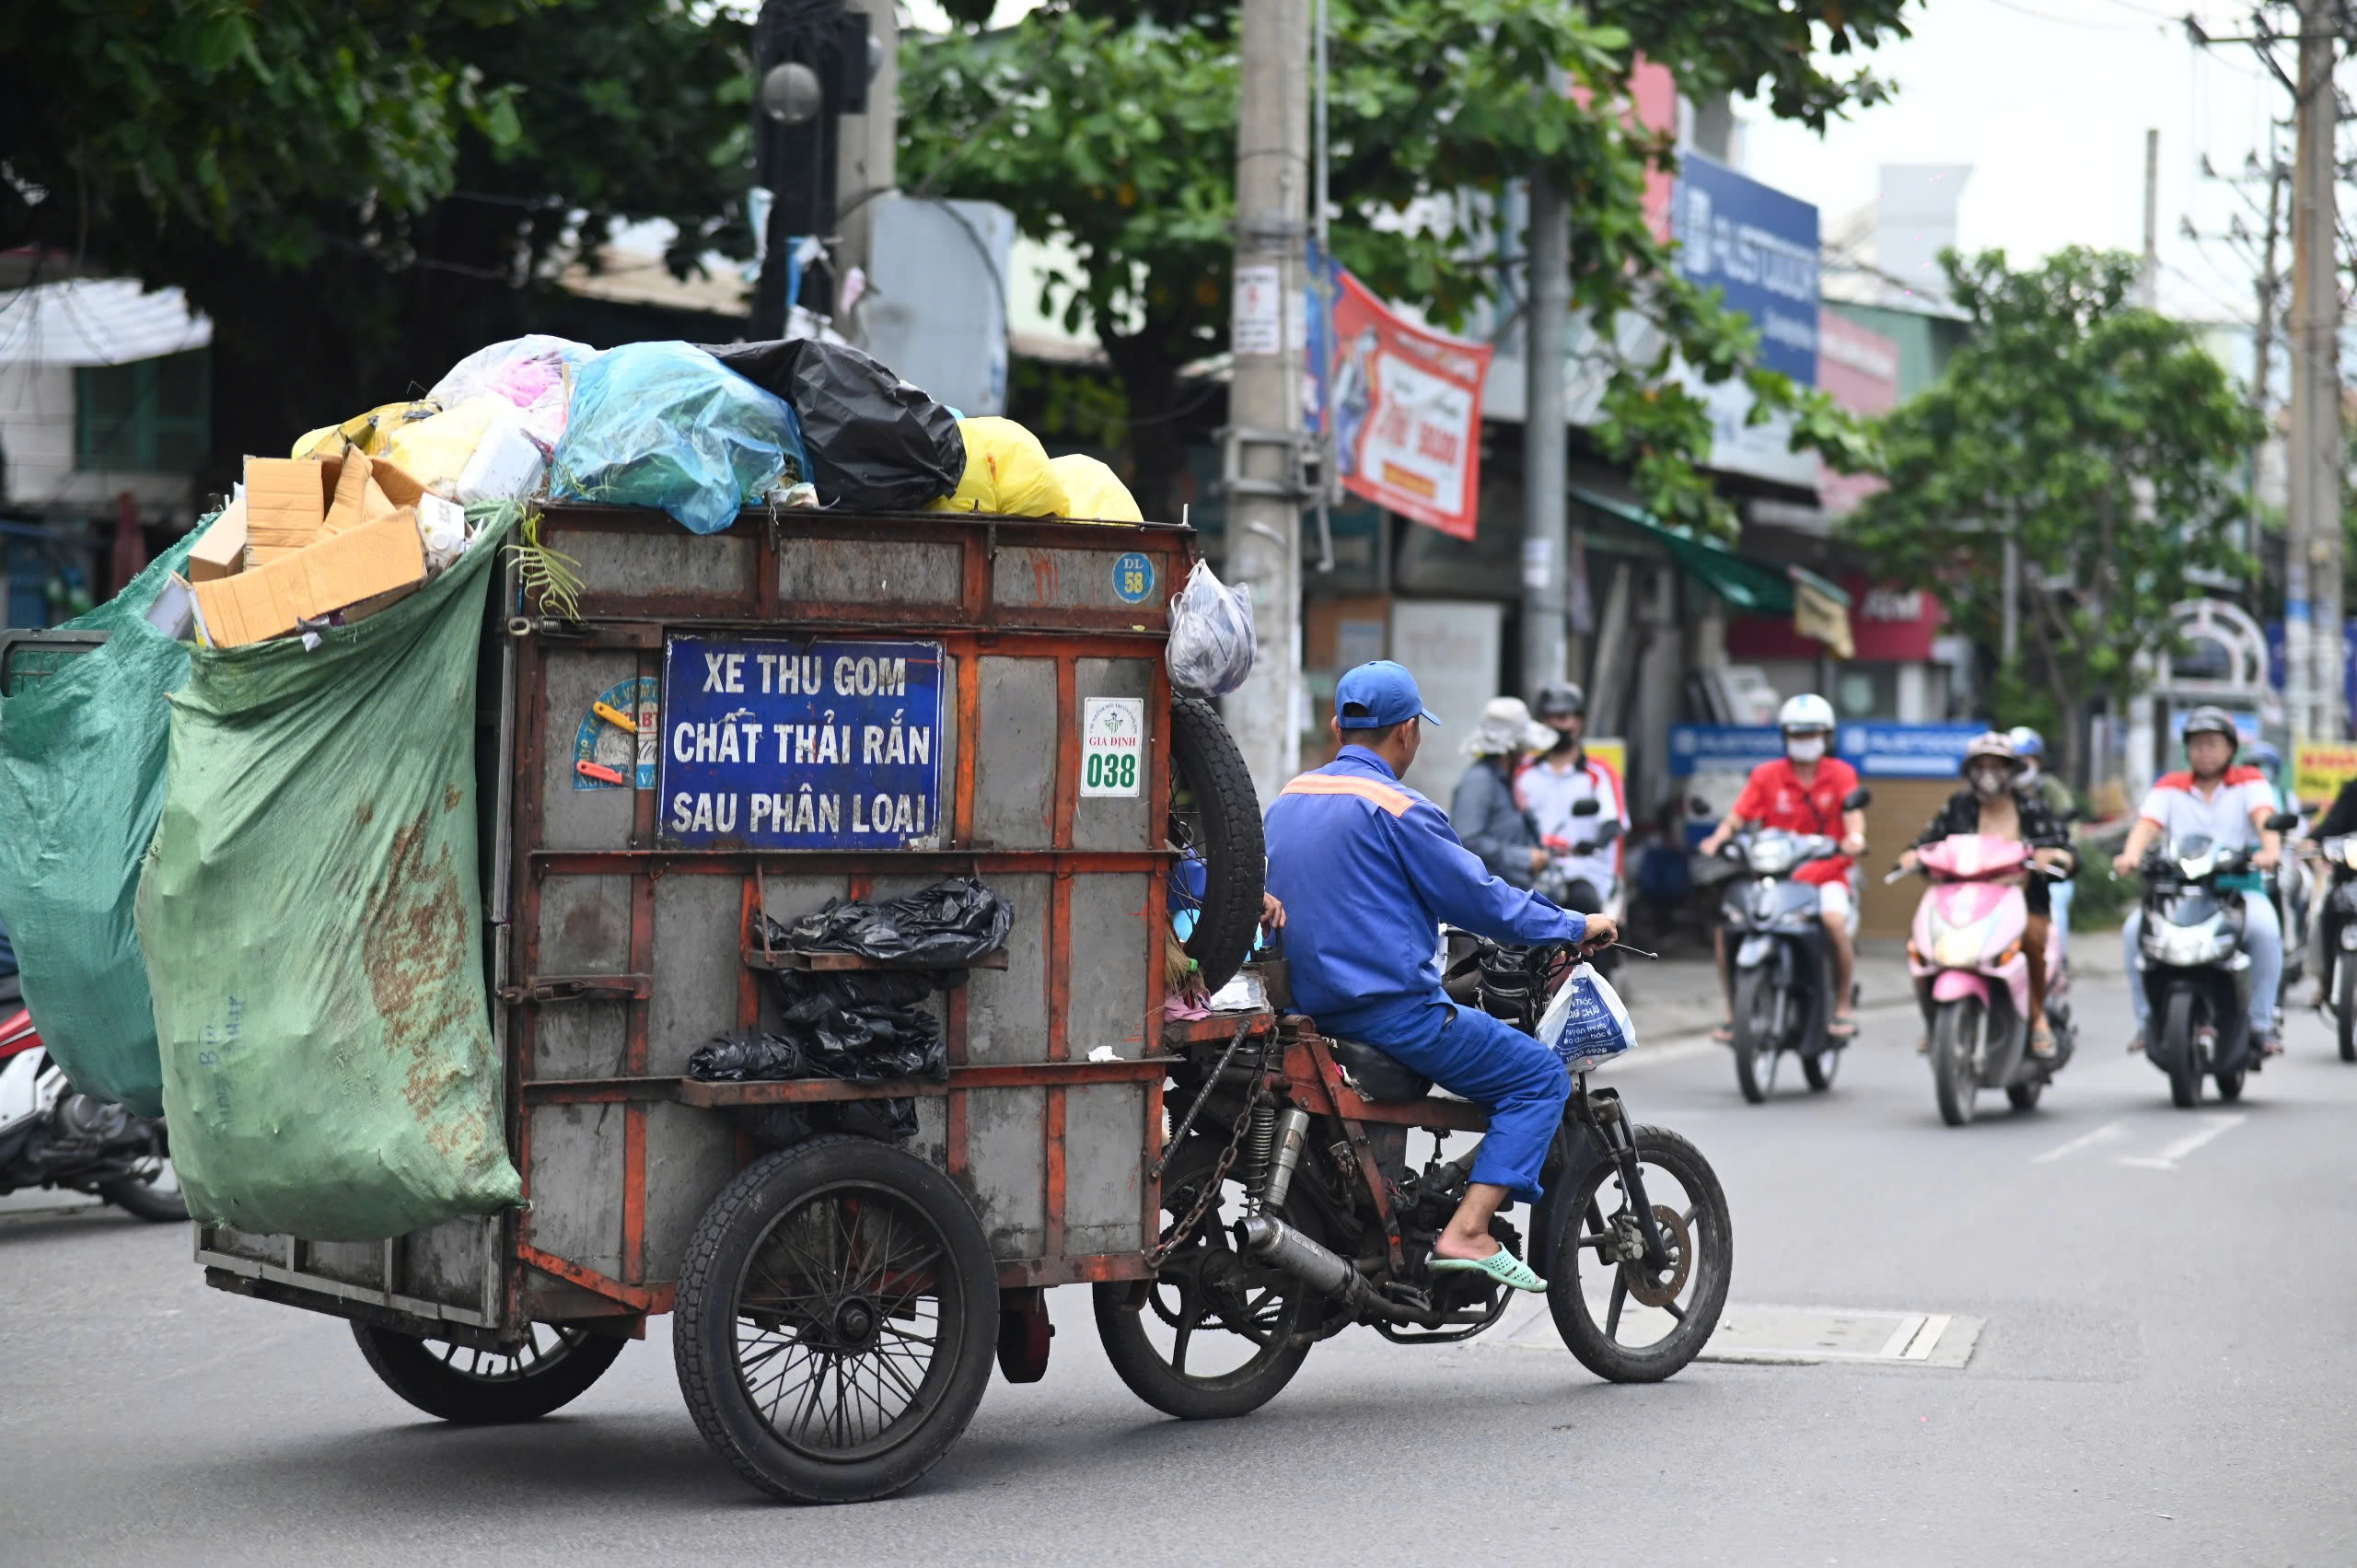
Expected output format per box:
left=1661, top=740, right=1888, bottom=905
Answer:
left=1169, top=696, right=1264, bottom=993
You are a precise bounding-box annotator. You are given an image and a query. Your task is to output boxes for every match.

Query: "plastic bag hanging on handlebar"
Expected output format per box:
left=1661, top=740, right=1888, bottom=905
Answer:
left=1165, top=559, right=1257, bottom=697
left=1536, top=960, right=1637, bottom=1071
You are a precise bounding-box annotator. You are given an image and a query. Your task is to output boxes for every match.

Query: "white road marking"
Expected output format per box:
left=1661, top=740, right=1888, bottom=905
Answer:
left=2031, top=1120, right=2130, bottom=1165
left=2115, top=1112, right=2247, bottom=1170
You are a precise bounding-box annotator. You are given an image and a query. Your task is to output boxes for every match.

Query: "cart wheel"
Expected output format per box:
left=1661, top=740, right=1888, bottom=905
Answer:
left=673, top=1133, right=998, bottom=1504
left=352, top=1320, right=625, bottom=1424
left=1092, top=1135, right=1315, bottom=1420
left=1169, top=695, right=1265, bottom=993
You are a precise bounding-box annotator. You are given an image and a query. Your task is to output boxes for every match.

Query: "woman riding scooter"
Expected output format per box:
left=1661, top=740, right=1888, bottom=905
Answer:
left=1897, top=733, right=2078, bottom=1056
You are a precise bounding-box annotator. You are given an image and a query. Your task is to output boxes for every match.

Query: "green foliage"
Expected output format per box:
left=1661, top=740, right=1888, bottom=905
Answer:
left=1842, top=247, right=2265, bottom=784
left=900, top=0, right=1908, bottom=526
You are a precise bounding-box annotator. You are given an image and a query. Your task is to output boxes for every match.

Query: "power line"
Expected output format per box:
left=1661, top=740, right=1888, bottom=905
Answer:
left=1969, top=0, right=2166, bottom=30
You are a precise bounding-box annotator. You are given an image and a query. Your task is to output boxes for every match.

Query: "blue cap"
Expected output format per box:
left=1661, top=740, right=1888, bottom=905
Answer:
left=1334, top=660, right=1440, bottom=729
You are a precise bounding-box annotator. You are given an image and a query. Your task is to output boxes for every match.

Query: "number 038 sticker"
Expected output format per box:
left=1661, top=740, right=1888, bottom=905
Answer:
left=1080, top=696, right=1146, bottom=797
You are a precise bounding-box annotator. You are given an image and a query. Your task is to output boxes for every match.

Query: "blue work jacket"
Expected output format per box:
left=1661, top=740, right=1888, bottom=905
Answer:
left=1264, top=745, right=1587, bottom=1024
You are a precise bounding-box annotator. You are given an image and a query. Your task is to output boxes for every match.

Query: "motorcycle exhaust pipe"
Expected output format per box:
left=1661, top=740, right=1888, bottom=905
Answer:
left=1240, top=1214, right=1414, bottom=1322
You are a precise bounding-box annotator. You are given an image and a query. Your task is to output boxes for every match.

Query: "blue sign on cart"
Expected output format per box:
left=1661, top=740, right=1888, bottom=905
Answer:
left=658, top=635, right=945, bottom=848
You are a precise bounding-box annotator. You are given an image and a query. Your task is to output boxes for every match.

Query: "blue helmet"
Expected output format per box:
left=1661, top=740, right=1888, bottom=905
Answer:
left=2245, top=740, right=2282, bottom=775
left=2005, top=726, right=2045, bottom=760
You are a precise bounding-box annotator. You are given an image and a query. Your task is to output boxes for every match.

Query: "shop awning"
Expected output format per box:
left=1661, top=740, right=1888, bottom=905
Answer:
left=1570, top=486, right=1854, bottom=656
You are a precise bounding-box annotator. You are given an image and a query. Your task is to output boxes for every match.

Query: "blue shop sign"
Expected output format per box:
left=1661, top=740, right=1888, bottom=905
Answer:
left=1669, top=724, right=1785, bottom=772
left=1670, top=154, right=1820, bottom=387
left=1837, top=722, right=1985, bottom=777
left=658, top=635, right=945, bottom=848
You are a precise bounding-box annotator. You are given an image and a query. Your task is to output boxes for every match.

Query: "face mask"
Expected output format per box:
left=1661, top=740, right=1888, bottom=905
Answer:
left=2018, top=761, right=2039, bottom=783
left=1970, top=767, right=2009, bottom=797
left=1786, top=736, right=1826, bottom=763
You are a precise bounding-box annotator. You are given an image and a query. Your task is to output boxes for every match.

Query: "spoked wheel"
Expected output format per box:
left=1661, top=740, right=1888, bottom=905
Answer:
left=1930, top=997, right=1981, bottom=1127
left=353, top=1320, right=625, bottom=1423
left=1731, top=968, right=1781, bottom=1104
left=674, top=1135, right=998, bottom=1504
left=1094, top=1136, right=1315, bottom=1420
left=1549, top=1126, right=1732, bottom=1383
left=1167, top=696, right=1266, bottom=994
left=2161, top=989, right=2204, bottom=1109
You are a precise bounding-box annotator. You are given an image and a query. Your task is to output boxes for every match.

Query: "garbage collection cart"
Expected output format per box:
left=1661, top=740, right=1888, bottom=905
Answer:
left=192, top=503, right=1267, bottom=1503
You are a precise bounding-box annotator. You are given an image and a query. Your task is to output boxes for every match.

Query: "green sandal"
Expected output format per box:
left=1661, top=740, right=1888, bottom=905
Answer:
left=1428, top=1246, right=1549, bottom=1293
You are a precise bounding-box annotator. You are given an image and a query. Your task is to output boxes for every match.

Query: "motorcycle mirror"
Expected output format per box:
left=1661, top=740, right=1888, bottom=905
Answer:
left=1688, top=796, right=1712, bottom=816
left=1596, top=819, right=1622, bottom=842
left=1571, top=796, right=1602, bottom=817
left=2264, top=811, right=2299, bottom=832
left=1842, top=786, right=1873, bottom=810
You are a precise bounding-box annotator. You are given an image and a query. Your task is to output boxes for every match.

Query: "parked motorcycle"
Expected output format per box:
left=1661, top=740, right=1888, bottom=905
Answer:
left=1098, top=936, right=1732, bottom=1416
left=2314, top=832, right=2357, bottom=1063
left=1717, top=788, right=1871, bottom=1104
left=0, top=1006, right=185, bottom=1221
left=1892, top=833, right=2073, bottom=1125
left=2133, top=822, right=2294, bottom=1108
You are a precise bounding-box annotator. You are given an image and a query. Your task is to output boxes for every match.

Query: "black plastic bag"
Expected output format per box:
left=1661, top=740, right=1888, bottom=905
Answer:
left=739, top=1098, right=916, bottom=1150
left=688, top=1033, right=808, bottom=1082
left=699, top=339, right=965, bottom=511
left=779, top=877, right=1013, bottom=966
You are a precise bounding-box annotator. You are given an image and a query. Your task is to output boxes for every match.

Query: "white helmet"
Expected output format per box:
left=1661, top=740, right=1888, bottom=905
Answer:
left=1777, top=693, right=1836, bottom=733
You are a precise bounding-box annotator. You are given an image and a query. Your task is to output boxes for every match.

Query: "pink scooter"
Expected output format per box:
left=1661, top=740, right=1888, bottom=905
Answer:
left=1893, top=833, right=2074, bottom=1126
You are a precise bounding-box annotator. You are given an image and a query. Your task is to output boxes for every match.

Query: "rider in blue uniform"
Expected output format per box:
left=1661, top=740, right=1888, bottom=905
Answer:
left=1264, top=661, right=1619, bottom=1292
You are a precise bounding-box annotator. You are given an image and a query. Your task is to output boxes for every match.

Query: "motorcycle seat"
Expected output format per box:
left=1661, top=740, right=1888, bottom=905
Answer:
left=1328, top=1037, right=1435, bottom=1101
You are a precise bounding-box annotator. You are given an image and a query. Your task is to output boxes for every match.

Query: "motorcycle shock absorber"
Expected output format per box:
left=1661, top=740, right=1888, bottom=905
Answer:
left=1236, top=1098, right=1279, bottom=1191
left=1257, top=1108, right=1312, bottom=1212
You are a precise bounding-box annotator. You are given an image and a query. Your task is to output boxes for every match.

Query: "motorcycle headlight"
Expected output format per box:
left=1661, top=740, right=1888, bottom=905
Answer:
left=2150, top=925, right=2226, bottom=965
left=1747, top=842, right=1794, bottom=876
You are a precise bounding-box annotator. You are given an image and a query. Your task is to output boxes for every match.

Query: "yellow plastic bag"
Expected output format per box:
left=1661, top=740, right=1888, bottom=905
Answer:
left=290, top=401, right=440, bottom=460
left=379, top=396, right=511, bottom=494
left=928, top=417, right=1070, bottom=517
left=1051, top=455, right=1142, bottom=523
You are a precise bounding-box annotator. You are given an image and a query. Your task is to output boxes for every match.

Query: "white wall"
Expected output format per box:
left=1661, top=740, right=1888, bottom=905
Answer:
left=0, top=361, right=192, bottom=512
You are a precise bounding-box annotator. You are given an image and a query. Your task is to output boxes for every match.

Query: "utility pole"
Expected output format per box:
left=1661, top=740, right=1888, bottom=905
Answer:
left=2288, top=0, right=2342, bottom=740
left=2139, top=127, right=2161, bottom=307
left=2252, top=150, right=2286, bottom=560
left=1520, top=171, right=1571, bottom=694
left=835, top=3, right=896, bottom=287
left=1222, top=0, right=1312, bottom=801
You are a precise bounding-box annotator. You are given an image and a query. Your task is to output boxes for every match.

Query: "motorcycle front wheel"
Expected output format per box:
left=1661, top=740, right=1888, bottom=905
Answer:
left=1549, top=1126, right=1732, bottom=1383
left=1930, top=996, right=1980, bottom=1127
left=2339, top=953, right=2356, bottom=1063
left=1730, top=966, right=1781, bottom=1104
left=2160, top=987, right=2204, bottom=1109
left=99, top=1156, right=186, bottom=1223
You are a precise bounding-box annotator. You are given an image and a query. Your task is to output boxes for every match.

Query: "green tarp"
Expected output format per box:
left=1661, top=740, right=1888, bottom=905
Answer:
left=1569, top=485, right=1852, bottom=615
left=0, top=539, right=199, bottom=1115
left=139, top=517, right=523, bottom=1240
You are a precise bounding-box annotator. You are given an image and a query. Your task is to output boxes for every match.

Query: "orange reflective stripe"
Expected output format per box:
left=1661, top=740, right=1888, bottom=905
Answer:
left=1281, top=772, right=1415, bottom=817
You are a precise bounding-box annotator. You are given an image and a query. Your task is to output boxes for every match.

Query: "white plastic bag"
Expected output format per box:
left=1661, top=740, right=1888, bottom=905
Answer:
left=427, top=333, right=594, bottom=451
left=1536, top=960, right=1637, bottom=1072
left=1165, top=560, right=1257, bottom=696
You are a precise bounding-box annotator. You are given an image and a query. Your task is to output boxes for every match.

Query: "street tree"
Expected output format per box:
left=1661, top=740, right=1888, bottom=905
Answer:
left=1, top=0, right=753, bottom=472
left=1841, top=247, right=2265, bottom=784
left=900, top=0, right=1904, bottom=528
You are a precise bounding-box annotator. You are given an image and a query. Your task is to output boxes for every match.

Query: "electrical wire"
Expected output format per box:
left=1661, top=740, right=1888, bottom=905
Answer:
left=1968, top=0, right=2161, bottom=30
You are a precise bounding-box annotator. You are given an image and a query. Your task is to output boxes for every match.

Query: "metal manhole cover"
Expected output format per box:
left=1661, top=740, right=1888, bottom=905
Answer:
left=1494, top=1302, right=1982, bottom=1367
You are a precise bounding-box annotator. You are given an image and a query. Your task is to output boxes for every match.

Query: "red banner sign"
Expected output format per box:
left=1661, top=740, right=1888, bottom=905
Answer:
left=1325, top=269, right=1492, bottom=540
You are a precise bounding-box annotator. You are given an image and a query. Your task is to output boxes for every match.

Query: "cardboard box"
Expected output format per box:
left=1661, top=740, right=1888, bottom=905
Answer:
left=243, top=457, right=331, bottom=566
left=192, top=507, right=427, bottom=647
left=321, top=453, right=428, bottom=538
left=188, top=498, right=249, bottom=583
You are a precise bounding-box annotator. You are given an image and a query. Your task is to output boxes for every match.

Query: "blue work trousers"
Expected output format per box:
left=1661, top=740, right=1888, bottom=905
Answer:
left=1318, top=993, right=1571, bottom=1203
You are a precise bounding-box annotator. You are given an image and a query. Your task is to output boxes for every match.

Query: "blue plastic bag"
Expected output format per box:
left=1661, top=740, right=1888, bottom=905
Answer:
left=549, top=342, right=810, bottom=534
left=1536, top=961, right=1637, bottom=1072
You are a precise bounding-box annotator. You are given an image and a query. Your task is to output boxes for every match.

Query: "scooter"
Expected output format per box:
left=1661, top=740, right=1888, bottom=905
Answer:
left=2133, top=821, right=2294, bottom=1109
left=2313, top=832, right=2357, bottom=1062
left=1717, top=786, right=1871, bottom=1104
left=1893, top=834, right=2073, bottom=1125
left=0, top=1006, right=185, bottom=1221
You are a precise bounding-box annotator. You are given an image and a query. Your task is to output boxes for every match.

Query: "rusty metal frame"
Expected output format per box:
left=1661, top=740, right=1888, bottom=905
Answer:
left=495, top=505, right=1194, bottom=1323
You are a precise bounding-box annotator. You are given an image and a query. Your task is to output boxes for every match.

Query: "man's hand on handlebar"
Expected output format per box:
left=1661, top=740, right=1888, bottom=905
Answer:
left=2111, top=851, right=2140, bottom=878
left=1575, top=913, right=1620, bottom=954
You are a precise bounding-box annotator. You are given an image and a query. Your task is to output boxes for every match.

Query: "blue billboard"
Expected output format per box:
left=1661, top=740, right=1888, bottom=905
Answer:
left=1670, top=154, right=1820, bottom=387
